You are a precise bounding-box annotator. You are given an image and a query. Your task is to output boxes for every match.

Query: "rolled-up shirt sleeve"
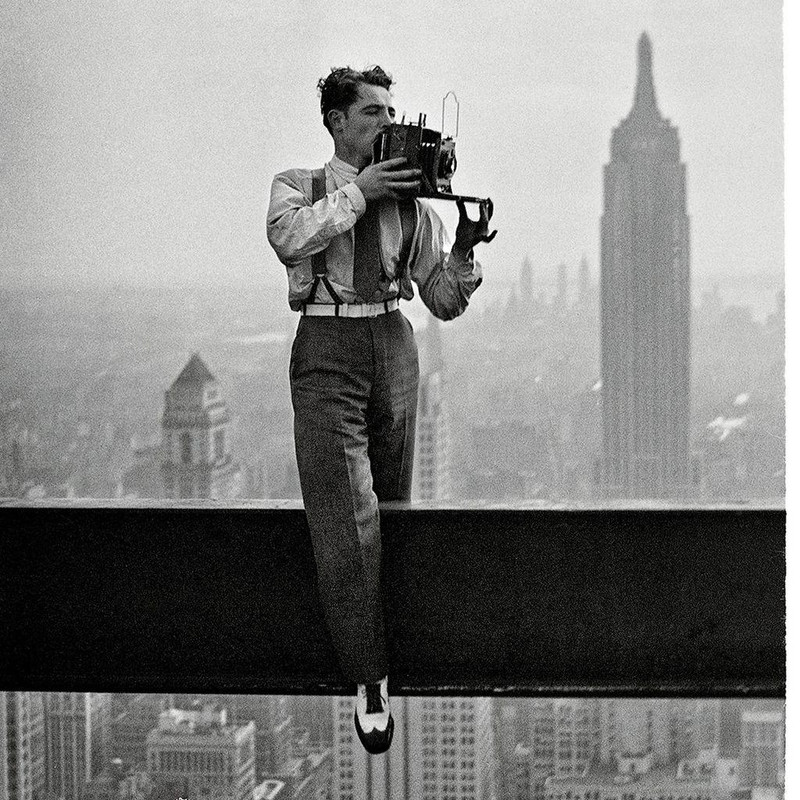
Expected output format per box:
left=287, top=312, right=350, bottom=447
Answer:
left=267, top=170, right=366, bottom=267
left=408, top=202, right=483, bottom=321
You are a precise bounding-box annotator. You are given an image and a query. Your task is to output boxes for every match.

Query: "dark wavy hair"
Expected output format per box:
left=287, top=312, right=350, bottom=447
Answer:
left=317, top=66, right=394, bottom=136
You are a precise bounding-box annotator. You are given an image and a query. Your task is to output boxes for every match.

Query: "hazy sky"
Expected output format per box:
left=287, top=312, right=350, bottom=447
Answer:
left=0, top=0, right=784, bottom=305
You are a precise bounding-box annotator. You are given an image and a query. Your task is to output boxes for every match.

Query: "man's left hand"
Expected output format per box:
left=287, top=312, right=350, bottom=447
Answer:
left=453, top=198, right=497, bottom=259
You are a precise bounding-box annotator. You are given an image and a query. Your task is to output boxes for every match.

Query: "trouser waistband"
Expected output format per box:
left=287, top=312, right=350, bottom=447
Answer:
left=301, top=298, right=399, bottom=317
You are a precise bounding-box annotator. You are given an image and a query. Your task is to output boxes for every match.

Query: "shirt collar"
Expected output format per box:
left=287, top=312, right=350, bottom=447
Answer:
left=328, top=154, right=360, bottom=183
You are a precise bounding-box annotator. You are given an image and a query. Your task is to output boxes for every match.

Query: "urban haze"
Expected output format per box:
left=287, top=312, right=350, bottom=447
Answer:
left=0, top=2, right=786, bottom=799
left=0, top=1, right=783, bottom=503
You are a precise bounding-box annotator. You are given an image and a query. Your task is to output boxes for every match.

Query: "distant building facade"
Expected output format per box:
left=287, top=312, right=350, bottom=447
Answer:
left=44, top=693, right=111, bottom=800
left=160, top=353, right=241, bottom=499
left=738, top=709, right=783, bottom=789
left=146, top=707, right=255, bottom=800
left=599, top=33, right=692, bottom=498
left=331, top=696, right=494, bottom=800
left=413, top=319, right=452, bottom=501
left=111, top=694, right=173, bottom=770
left=218, top=695, right=293, bottom=777
left=1, top=692, right=46, bottom=800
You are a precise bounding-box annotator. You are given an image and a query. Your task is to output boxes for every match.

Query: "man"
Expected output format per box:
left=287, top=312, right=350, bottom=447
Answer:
left=267, top=65, right=495, bottom=754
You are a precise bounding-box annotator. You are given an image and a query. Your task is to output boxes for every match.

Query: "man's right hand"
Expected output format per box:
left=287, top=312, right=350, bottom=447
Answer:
left=353, top=157, right=422, bottom=201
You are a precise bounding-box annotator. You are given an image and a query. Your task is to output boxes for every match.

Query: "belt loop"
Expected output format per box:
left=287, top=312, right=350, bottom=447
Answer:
left=335, top=305, right=340, bottom=317
left=384, top=300, right=389, bottom=314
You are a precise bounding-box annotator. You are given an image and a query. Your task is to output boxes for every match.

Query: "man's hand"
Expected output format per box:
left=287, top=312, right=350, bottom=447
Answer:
left=452, top=198, right=497, bottom=259
left=353, top=157, right=422, bottom=201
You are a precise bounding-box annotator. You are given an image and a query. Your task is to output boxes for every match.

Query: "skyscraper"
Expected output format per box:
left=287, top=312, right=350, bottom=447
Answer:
left=146, top=706, right=256, bottom=800
left=331, top=696, right=409, bottom=800
left=1, top=697, right=6, bottom=800
left=738, top=708, right=784, bottom=789
left=577, top=255, right=591, bottom=308
left=598, top=699, right=672, bottom=767
left=44, top=693, right=111, bottom=800
left=2, top=692, right=46, bottom=800
left=552, top=699, right=596, bottom=778
left=111, top=693, right=173, bottom=769
left=160, top=353, right=241, bottom=499
left=331, top=697, right=495, bottom=800
left=599, top=33, right=691, bottom=498
left=412, top=319, right=452, bottom=501
left=225, top=695, right=293, bottom=776
left=519, top=255, right=533, bottom=302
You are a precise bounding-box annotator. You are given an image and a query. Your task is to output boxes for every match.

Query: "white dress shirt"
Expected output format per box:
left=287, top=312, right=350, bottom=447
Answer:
left=267, top=155, right=482, bottom=320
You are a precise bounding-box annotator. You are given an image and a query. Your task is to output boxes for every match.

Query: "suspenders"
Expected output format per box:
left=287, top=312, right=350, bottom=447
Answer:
left=305, top=167, right=417, bottom=309
left=306, top=168, right=343, bottom=306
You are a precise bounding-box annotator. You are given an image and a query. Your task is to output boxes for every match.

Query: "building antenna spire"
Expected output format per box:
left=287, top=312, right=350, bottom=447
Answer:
left=633, top=32, right=661, bottom=118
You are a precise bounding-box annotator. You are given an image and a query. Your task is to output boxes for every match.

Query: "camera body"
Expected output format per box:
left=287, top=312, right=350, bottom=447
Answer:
left=372, top=121, right=457, bottom=198
left=372, top=112, right=485, bottom=204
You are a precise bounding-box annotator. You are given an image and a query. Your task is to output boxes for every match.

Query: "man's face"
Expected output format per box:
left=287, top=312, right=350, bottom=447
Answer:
left=333, top=83, right=396, bottom=168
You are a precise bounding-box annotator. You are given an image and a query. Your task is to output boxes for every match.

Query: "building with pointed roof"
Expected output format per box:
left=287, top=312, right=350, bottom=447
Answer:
left=599, top=33, right=693, bottom=498
left=160, top=353, right=241, bottom=499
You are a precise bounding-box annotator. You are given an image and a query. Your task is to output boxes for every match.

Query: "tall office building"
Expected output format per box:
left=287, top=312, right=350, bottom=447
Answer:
left=111, top=694, right=173, bottom=769
left=332, top=696, right=495, bottom=800
left=331, top=697, right=409, bottom=800
left=577, top=255, right=591, bottom=308
left=599, top=33, right=691, bottom=498
left=544, top=762, right=716, bottom=800
left=160, top=353, right=241, bottom=499
left=1, top=696, right=6, bottom=800
left=224, top=695, right=293, bottom=777
left=146, top=706, right=256, bottom=800
left=174, top=694, right=293, bottom=776
left=523, top=699, right=599, bottom=777
left=510, top=745, right=550, bottom=800
left=689, top=700, right=721, bottom=756
left=552, top=700, right=596, bottom=778
left=519, top=255, right=533, bottom=302
left=0, top=397, right=25, bottom=497
left=507, top=699, right=597, bottom=799
left=412, top=319, right=452, bottom=501
left=495, top=702, right=524, bottom=799
left=44, top=693, right=111, bottom=800
left=598, top=699, right=672, bottom=767
left=1, top=692, right=45, bottom=800
left=738, top=708, right=784, bottom=789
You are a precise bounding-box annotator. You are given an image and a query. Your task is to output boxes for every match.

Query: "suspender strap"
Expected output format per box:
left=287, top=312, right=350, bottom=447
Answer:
left=306, top=167, right=343, bottom=306
left=305, top=170, right=417, bottom=309
left=310, top=169, right=327, bottom=279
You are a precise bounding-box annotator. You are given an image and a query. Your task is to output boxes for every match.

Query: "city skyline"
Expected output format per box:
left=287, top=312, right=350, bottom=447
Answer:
left=1, top=693, right=785, bottom=799
left=0, top=257, right=784, bottom=505
left=1, top=8, right=787, bottom=788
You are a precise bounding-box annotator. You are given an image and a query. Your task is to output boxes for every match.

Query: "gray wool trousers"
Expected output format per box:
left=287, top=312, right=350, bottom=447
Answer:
left=290, top=309, right=419, bottom=684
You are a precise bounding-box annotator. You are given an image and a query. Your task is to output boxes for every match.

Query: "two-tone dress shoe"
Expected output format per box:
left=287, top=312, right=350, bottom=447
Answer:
left=354, top=676, right=394, bottom=754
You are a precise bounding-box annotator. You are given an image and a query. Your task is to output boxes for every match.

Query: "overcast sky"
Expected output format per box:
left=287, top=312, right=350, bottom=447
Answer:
left=0, top=0, right=785, bottom=306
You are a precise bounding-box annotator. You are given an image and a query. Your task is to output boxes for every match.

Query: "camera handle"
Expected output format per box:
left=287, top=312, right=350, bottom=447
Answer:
left=428, top=191, right=489, bottom=205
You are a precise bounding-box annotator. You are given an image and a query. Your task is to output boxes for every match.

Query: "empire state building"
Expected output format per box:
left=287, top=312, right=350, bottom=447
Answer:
left=600, top=33, right=691, bottom=498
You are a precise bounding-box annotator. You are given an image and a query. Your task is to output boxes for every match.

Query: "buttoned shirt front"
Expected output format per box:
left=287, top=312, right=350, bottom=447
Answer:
left=267, top=155, right=482, bottom=320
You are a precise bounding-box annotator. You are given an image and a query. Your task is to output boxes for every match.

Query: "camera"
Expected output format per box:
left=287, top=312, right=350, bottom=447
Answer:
left=372, top=93, right=487, bottom=204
